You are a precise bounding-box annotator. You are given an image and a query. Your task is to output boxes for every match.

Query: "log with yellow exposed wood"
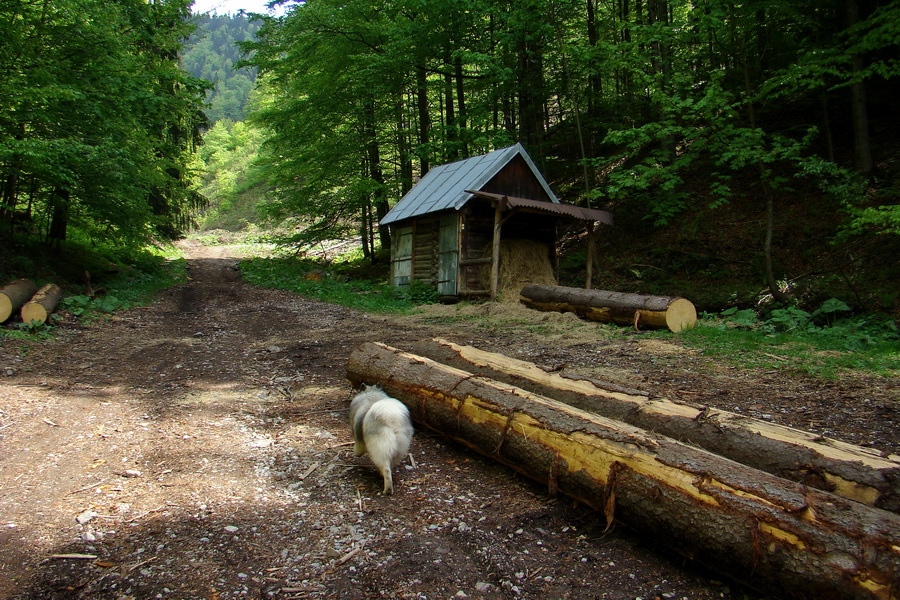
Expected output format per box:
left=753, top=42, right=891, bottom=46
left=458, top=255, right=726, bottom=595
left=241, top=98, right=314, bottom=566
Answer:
left=346, top=341, right=900, bottom=600
left=20, top=283, right=62, bottom=325
left=0, top=278, right=38, bottom=322
left=412, top=338, right=900, bottom=513
left=520, top=284, right=697, bottom=332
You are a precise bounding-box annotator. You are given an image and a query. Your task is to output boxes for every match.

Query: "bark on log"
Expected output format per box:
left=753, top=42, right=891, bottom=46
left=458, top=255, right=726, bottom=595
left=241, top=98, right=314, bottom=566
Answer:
left=346, top=342, right=900, bottom=600
left=412, top=338, right=900, bottom=513
left=20, top=283, right=62, bottom=325
left=0, top=278, right=38, bottom=322
left=520, top=284, right=697, bottom=332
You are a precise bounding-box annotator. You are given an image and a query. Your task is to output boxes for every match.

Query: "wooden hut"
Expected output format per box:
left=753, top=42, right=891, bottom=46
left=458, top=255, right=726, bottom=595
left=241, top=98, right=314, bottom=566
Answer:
left=381, top=143, right=613, bottom=299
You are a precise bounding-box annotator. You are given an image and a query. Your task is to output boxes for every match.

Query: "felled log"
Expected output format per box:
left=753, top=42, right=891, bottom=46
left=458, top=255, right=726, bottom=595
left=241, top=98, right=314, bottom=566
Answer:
left=20, top=283, right=62, bottom=325
left=520, top=284, right=697, bottom=332
left=0, top=278, right=38, bottom=322
left=412, top=338, right=900, bottom=513
left=346, top=342, right=900, bottom=600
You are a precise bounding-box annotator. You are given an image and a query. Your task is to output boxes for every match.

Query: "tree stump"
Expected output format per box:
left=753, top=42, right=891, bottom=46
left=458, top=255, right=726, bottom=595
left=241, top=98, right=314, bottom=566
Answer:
left=346, top=341, right=900, bottom=600
left=0, top=279, right=38, bottom=322
left=21, top=283, right=62, bottom=325
left=520, top=284, right=697, bottom=332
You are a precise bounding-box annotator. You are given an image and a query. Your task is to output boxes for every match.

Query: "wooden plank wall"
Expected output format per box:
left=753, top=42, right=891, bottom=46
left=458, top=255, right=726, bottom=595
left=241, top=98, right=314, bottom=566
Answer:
left=412, top=217, right=440, bottom=284
left=459, top=204, right=493, bottom=293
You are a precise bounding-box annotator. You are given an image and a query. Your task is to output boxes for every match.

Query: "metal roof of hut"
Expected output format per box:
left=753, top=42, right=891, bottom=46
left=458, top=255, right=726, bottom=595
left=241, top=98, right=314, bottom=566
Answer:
left=381, top=143, right=559, bottom=226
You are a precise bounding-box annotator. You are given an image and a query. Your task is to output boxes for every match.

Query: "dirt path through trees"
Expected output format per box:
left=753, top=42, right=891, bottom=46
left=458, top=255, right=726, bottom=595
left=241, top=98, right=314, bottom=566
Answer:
left=0, top=242, right=895, bottom=599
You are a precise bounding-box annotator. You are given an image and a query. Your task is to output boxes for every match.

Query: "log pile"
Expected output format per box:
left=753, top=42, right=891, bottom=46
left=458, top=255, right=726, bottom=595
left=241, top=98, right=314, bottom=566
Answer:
left=346, top=340, right=900, bottom=600
left=0, top=278, right=38, bottom=322
left=412, top=338, right=900, bottom=512
left=520, top=284, right=697, bottom=332
left=1, top=280, right=63, bottom=325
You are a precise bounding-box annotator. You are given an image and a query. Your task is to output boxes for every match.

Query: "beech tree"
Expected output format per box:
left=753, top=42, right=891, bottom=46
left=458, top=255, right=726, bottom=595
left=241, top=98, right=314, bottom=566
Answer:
left=0, top=0, right=207, bottom=246
left=243, top=0, right=897, bottom=299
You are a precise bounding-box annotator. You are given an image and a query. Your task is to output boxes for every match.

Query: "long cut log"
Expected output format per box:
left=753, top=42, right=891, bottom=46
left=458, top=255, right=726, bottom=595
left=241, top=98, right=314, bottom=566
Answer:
left=346, top=342, right=900, bottom=600
left=20, top=283, right=62, bottom=325
left=0, top=278, right=38, bottom=322
left=412, top=338, right=900, bottom=512
left=520, top=284, right=697, bottom=332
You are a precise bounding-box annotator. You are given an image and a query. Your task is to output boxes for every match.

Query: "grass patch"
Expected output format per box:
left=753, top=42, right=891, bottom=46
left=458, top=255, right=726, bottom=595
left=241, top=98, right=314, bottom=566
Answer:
left=677, top=314, right=900, bottom=379
left=240, top=254, right=438, bottom=313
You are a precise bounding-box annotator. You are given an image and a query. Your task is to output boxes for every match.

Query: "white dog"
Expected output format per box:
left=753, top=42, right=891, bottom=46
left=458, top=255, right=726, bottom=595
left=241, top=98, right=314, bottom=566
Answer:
left=349, top=385, right=414, bottom=495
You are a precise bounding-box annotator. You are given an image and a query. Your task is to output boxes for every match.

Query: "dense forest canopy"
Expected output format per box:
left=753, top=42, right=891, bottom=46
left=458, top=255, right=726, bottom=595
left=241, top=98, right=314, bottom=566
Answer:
left=183, top=13, right=261, bottom=123
left=1, top=0, right=898, bottom=314
left=0, top=0, right=208, bottom=246
left=240, top=0, right=899, bottom=306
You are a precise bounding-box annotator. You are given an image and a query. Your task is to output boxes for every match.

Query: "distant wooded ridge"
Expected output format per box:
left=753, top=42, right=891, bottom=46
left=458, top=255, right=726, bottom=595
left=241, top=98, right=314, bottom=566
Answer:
left=183, top=13, right=260, bottom=123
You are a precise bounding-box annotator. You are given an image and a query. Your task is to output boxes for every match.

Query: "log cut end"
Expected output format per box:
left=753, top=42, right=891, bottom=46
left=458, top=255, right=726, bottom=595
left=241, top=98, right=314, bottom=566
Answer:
left=20, top=302, right=49, bottom=325
left=664, top=298, right=697, bottom=333
left=0, top=278, right=39, bottom=322
left=0, top=295, right=11, bottom=323
left=20, top=283, right=62, bottom=325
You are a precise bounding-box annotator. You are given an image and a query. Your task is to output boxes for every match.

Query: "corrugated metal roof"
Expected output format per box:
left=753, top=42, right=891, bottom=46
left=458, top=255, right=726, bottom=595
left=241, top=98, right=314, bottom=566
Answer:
left=380, top=143, right=558, bottom=226
left=467, top=191, right=614, bottom=224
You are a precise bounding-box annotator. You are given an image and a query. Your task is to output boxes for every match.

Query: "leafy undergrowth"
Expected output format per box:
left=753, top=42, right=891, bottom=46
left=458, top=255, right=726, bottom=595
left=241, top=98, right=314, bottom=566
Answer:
left=677, top=302, right=900, bottom=378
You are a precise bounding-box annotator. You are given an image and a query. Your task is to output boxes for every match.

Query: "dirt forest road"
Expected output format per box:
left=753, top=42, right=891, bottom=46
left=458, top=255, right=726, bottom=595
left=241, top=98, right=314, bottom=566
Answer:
left=0, top=242, right=896, bottom=600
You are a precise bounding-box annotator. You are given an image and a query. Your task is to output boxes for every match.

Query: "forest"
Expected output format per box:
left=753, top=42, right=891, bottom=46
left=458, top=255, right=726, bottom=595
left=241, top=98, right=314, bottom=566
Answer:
left=182, top=13, right=261, bottom=123
left=0, top=0, right=207, bottom=248
left=1, top=0, right=899, bottom=315
left=237, top=0, right=900, bottom=312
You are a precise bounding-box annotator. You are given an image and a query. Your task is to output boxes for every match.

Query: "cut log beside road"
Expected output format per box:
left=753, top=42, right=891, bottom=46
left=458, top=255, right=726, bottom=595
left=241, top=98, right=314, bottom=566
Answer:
left=20, top=283, right=62, bottom=325
left=412, top=338, right=900, bottom=513
left=0, top=278, right=38, bottom=322
left=520, top=284, right=697, bottom=332
left=346, top=341, right=900, bottom=600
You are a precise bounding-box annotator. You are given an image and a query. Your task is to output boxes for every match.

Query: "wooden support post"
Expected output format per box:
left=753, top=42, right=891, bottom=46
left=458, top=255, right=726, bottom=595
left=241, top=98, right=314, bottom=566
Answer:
left=585, top=221, right=595, bottom=289
left=490, top=197, right=504, bottom=299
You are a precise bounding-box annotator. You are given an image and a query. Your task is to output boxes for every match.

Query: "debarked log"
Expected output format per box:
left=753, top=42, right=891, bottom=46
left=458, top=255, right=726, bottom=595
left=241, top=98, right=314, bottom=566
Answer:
left=346, top=342, right=900, bottom=600
left=0, top=278, right=38, bottom=322
left=20, top=283, right=62, bottom=325
left=520, top=284, right=697, bottom=332
left=412, top=338, right=900, bottom=513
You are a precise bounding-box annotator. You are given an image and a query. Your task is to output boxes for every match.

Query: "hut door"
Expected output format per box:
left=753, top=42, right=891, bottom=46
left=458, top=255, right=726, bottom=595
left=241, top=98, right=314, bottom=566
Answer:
left=437, top=213, right=458, bottom=296
left=391, top=226, right=413, bottom=286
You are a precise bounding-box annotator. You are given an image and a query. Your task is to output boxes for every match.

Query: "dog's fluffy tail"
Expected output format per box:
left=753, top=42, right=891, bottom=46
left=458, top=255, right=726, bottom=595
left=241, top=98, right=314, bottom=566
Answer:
left=363, top=398, right=413, bottom=495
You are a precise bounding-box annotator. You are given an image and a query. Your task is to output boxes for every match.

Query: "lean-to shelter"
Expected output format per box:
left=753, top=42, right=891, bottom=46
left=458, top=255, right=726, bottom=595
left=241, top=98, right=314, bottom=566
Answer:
left=381, top=143, right=613, bottom=300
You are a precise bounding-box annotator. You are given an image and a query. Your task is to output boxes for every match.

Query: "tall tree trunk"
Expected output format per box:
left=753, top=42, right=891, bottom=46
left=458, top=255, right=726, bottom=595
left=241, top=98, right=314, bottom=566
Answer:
left=847, top=0, right=873, bottom=175
left=1, top=172, right=17, bottom=226
left=364, top=99, right=390, bottom=256
left=443, top=62, right=458, bottom=161
left=516, top=5, right=546, bottom=153
left=397, top=93, right=413, bottom=195
left=48, top=187, right=69, bottom=247
left=360, top=199, right=372, bottom=259
left=454, top=55, right=468, bottom=157
left=585, top=0, right=602, bottom=156
left=760, top=168, right=791, bottom=304
left=416, top=66, right=430, bottom=176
